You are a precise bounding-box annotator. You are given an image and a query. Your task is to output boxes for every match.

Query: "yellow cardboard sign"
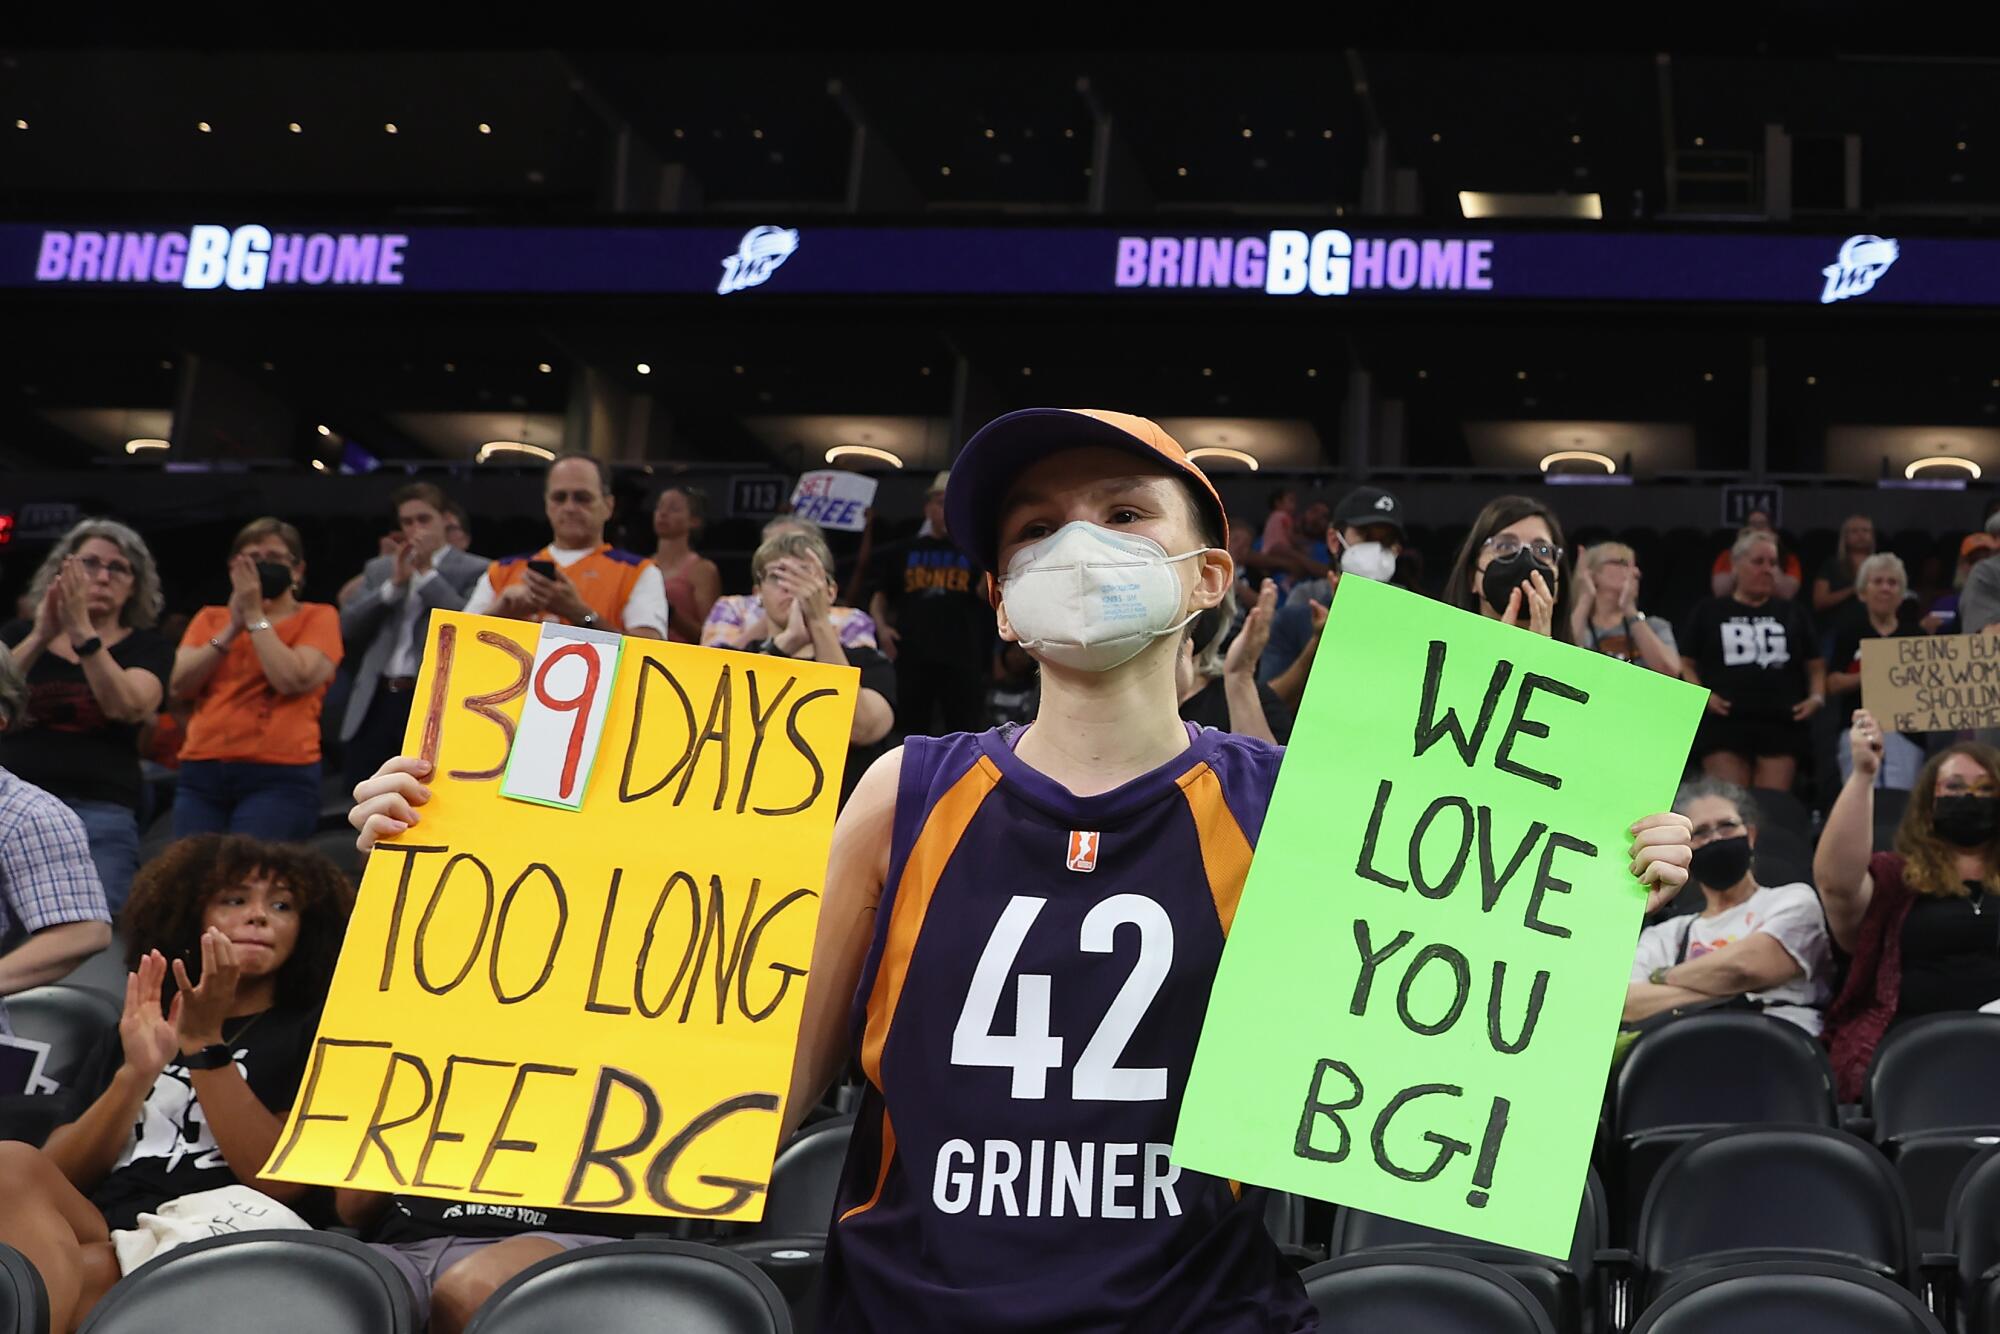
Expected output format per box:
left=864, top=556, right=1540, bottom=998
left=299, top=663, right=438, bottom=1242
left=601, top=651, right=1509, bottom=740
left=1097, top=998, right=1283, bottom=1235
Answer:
left=263, top=611, right=858, bottom=1221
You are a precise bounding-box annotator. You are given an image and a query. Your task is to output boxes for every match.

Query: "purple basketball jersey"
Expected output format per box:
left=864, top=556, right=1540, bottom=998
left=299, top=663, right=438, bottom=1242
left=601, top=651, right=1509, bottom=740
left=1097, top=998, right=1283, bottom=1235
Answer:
left=820, top=724, right=1317, bottom=1333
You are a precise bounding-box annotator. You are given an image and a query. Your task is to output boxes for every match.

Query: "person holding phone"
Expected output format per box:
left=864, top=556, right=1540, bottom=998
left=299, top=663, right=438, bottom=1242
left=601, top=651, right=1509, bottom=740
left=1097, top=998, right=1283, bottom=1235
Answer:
left=461, top=453, right=667, bottom=638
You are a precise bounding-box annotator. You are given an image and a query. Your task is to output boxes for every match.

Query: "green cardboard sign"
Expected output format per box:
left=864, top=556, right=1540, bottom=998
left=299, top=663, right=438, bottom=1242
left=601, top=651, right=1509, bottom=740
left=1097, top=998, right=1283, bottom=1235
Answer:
left=1174, top=575, right=1706, bottom=1258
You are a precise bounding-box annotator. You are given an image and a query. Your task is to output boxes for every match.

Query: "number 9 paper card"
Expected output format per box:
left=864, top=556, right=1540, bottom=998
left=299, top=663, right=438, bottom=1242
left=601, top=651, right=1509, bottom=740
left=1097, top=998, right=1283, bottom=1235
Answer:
left=263, top=611, right=859, bottom=1222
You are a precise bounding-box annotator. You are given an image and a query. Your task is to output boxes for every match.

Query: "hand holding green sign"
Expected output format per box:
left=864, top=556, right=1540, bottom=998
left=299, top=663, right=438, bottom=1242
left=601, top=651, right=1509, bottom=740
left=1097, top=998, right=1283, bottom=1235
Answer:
left=1174, top=575, right=1706, bottom=1258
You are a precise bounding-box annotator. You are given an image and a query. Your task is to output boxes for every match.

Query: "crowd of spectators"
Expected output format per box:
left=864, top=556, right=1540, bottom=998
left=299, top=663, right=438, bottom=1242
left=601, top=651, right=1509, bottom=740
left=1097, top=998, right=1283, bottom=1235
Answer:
left=3, top=445, right=2000, bottom=1330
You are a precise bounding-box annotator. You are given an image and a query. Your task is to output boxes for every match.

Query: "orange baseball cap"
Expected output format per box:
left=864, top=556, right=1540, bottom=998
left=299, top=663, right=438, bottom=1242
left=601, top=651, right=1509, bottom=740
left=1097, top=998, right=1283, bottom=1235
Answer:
left=943, top=408, right=1228, bottom=571
left=1963, top=533, right=1998, bottom=558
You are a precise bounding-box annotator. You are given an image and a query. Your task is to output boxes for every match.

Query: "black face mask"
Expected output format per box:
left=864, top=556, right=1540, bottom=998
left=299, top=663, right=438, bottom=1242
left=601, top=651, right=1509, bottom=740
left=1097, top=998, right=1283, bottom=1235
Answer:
left=1689, top=835, right=1754, bottom=892
left=1481, top=548, right=1556, bottom=617
left=255, top=561, right=295, bottom=600
left=1933, top=795, right=2000, bottom=848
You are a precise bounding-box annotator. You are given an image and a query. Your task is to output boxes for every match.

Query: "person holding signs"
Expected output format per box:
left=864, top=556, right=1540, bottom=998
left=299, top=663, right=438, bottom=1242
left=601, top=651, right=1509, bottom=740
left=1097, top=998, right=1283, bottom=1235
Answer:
left=0, top=835, right=353, bottom=1334
left=462, top=452, right=667, bottom=639
left=1679, top=529, right=1825, bottom=793
left=348, top=407, right=1693, bottom=1333
left=1818, top=719, right=2000, bottom=1099
left=1624, top=780, right=1832, bottom=1033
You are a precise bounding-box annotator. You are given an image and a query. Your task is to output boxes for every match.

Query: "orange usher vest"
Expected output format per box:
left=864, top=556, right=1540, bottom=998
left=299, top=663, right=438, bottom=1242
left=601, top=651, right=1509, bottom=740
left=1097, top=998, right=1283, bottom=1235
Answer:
left=486, top=544, right=650, bottom=631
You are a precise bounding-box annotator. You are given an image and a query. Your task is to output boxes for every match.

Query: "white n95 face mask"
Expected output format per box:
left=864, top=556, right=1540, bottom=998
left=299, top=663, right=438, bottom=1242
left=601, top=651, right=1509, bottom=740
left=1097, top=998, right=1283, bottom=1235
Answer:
left=1339, top=540, right=1398, bottom=583
left=1001, top=521, right=1209, bottom=672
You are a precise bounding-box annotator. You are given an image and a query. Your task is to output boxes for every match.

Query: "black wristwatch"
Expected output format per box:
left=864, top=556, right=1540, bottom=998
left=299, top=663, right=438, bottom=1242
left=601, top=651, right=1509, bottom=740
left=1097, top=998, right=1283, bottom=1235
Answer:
left=73, top=635, right=103, bottom=658
left=180, top=1042, right=234, bottom=1071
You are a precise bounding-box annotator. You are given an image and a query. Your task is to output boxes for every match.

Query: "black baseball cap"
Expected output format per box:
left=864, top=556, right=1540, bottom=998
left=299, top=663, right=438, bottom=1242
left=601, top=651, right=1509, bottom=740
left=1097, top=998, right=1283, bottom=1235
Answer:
left=1332, top=486, right=1406, bottom=538
left=943, top=408, right=1228, bottom=572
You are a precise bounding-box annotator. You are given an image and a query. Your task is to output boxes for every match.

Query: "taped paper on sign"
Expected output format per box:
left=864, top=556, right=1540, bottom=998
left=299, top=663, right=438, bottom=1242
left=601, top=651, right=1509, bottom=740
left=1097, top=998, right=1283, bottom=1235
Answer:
left=501, top=622, right=623, bottom=810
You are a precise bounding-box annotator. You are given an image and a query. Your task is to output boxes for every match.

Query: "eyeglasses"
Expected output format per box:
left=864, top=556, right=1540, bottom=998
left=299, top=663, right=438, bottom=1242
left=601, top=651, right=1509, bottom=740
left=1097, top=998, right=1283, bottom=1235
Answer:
left=1483, top=533, right=1563, bottom=564
left=1938, top=780, right=2000, bottom=798
left=548, top=490, right=600, bottom=506
left=1689, top=817, right=1746, bottom=845
left=76, top=555, right=135, bottom=581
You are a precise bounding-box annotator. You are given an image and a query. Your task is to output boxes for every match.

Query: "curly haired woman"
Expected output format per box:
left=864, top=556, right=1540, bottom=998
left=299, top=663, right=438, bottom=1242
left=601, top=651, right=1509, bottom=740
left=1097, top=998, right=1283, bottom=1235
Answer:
left=0, top=834, right=353, bottom=1332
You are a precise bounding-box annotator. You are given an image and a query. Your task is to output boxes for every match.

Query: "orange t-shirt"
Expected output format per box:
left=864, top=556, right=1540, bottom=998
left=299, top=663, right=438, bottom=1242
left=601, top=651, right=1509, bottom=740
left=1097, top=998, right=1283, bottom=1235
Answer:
left=178, top=603, right=344, bottom=766
left=486, top=544, right=651, bottom=632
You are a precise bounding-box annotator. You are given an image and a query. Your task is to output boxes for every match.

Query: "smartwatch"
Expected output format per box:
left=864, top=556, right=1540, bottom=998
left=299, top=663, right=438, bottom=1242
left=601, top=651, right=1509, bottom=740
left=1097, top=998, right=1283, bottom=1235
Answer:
left=73, top=635, right=103, bottom=658
left=180, top=1042, right=235, bottom=1071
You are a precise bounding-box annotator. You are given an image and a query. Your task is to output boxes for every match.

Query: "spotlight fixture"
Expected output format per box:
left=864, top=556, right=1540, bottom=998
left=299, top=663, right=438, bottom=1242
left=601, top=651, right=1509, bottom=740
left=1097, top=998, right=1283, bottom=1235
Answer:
left=1905, top=455, right=1982, bottom=480
left=124, top=439, right=170, bottom=454
left=478, top=441, right=556, bottom=463
left=825, top=444, right=905, bottom=468
left=635, top=362, right=652, bottom=375
left=1538, top=450, right=1617, bottom=474
left=1185, top=447, right=1259, bottom=471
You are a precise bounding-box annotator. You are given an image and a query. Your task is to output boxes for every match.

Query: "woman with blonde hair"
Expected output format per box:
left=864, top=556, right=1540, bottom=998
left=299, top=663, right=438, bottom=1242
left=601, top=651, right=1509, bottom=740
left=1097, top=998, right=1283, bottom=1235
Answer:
left=1572, top=541, right=1681, bottom=676
left=1, top=520, right=172, bottom=912
left=1818, top=722, right=2000, bottom=1098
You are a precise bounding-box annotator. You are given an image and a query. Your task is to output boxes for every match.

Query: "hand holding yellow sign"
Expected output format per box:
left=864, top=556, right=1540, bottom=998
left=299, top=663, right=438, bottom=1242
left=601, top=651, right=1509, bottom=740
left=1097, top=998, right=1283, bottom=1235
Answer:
left=263, top=611, right=858, bottom=1220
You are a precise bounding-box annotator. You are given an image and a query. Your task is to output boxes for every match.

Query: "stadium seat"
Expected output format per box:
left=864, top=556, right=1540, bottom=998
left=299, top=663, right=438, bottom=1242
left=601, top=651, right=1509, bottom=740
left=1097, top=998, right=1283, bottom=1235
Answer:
left=1299, top=1251, right=1557, bottom=1333
left=751, top=1115, right=852, bottom=1238
left=1262, top=1190, right=1325, bottom=1268
left=1750, top=787, right=1814, bottom=841
left=1938, top=1145, right=2000, bottom=1332
left=1611, top=1013, right=1838, bottom=1237
left=77, top=1231, right=416, bottom=1334
left=722, top=1115, right=851, bottom=1331
left=1617, top=1125, right=1916, bottom=1312
left=1628, top=1261, right=1944, bottom=1333
left=463, top=1239, right=791, bottom=1334
left=1867, top=1014, right=2000, bottom=1252
left=0, top=1240, right=49, bottom=1334
left=1328, top=1169, right=1605, bottom=1333
left=1750, top=823, right=1815, bottom=889
left=0, top=984, right=119, bottom=1146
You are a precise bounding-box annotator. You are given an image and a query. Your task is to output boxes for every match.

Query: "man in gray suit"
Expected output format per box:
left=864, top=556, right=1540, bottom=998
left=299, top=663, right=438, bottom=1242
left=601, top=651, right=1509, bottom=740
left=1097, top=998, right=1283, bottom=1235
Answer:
left=339, top=482, right=486, bottom=792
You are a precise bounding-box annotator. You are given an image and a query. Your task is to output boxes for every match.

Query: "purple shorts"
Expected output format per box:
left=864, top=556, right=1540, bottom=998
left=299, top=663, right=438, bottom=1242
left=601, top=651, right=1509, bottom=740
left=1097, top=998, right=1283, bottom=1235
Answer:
left=369, top=1232, right=611, bottom=1325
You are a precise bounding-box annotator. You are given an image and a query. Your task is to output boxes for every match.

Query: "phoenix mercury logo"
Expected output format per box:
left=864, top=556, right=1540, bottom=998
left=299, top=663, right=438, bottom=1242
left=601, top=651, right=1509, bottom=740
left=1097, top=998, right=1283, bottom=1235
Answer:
left=1067, top=830, right=1100, bottom=873
left=1821, top=234, right=1899, bottom=305
left=718, top=226, right=799, bottom=294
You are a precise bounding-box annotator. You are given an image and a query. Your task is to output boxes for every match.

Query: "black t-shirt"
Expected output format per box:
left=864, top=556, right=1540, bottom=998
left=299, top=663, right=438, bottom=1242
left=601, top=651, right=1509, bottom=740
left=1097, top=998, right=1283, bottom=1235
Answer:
left=1179, top=676, right=1295, bottom=745
left=1896, top=886, right=2000, bottom=1023
left=372, top=1195, right=634, bottom=1244
left=1828, top=601, right=1927, bottom=727
left=0, top=621, right=172, bottom=811
left=750, top=639, right=898, bottom=805
left=865, top=536, right=994, bottom=669
left=75, top=1006, right=318, bottom=1230
left=1681, top=595, right=1821, bottom=718
left=1818, top=554, right=1860, bottom=596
